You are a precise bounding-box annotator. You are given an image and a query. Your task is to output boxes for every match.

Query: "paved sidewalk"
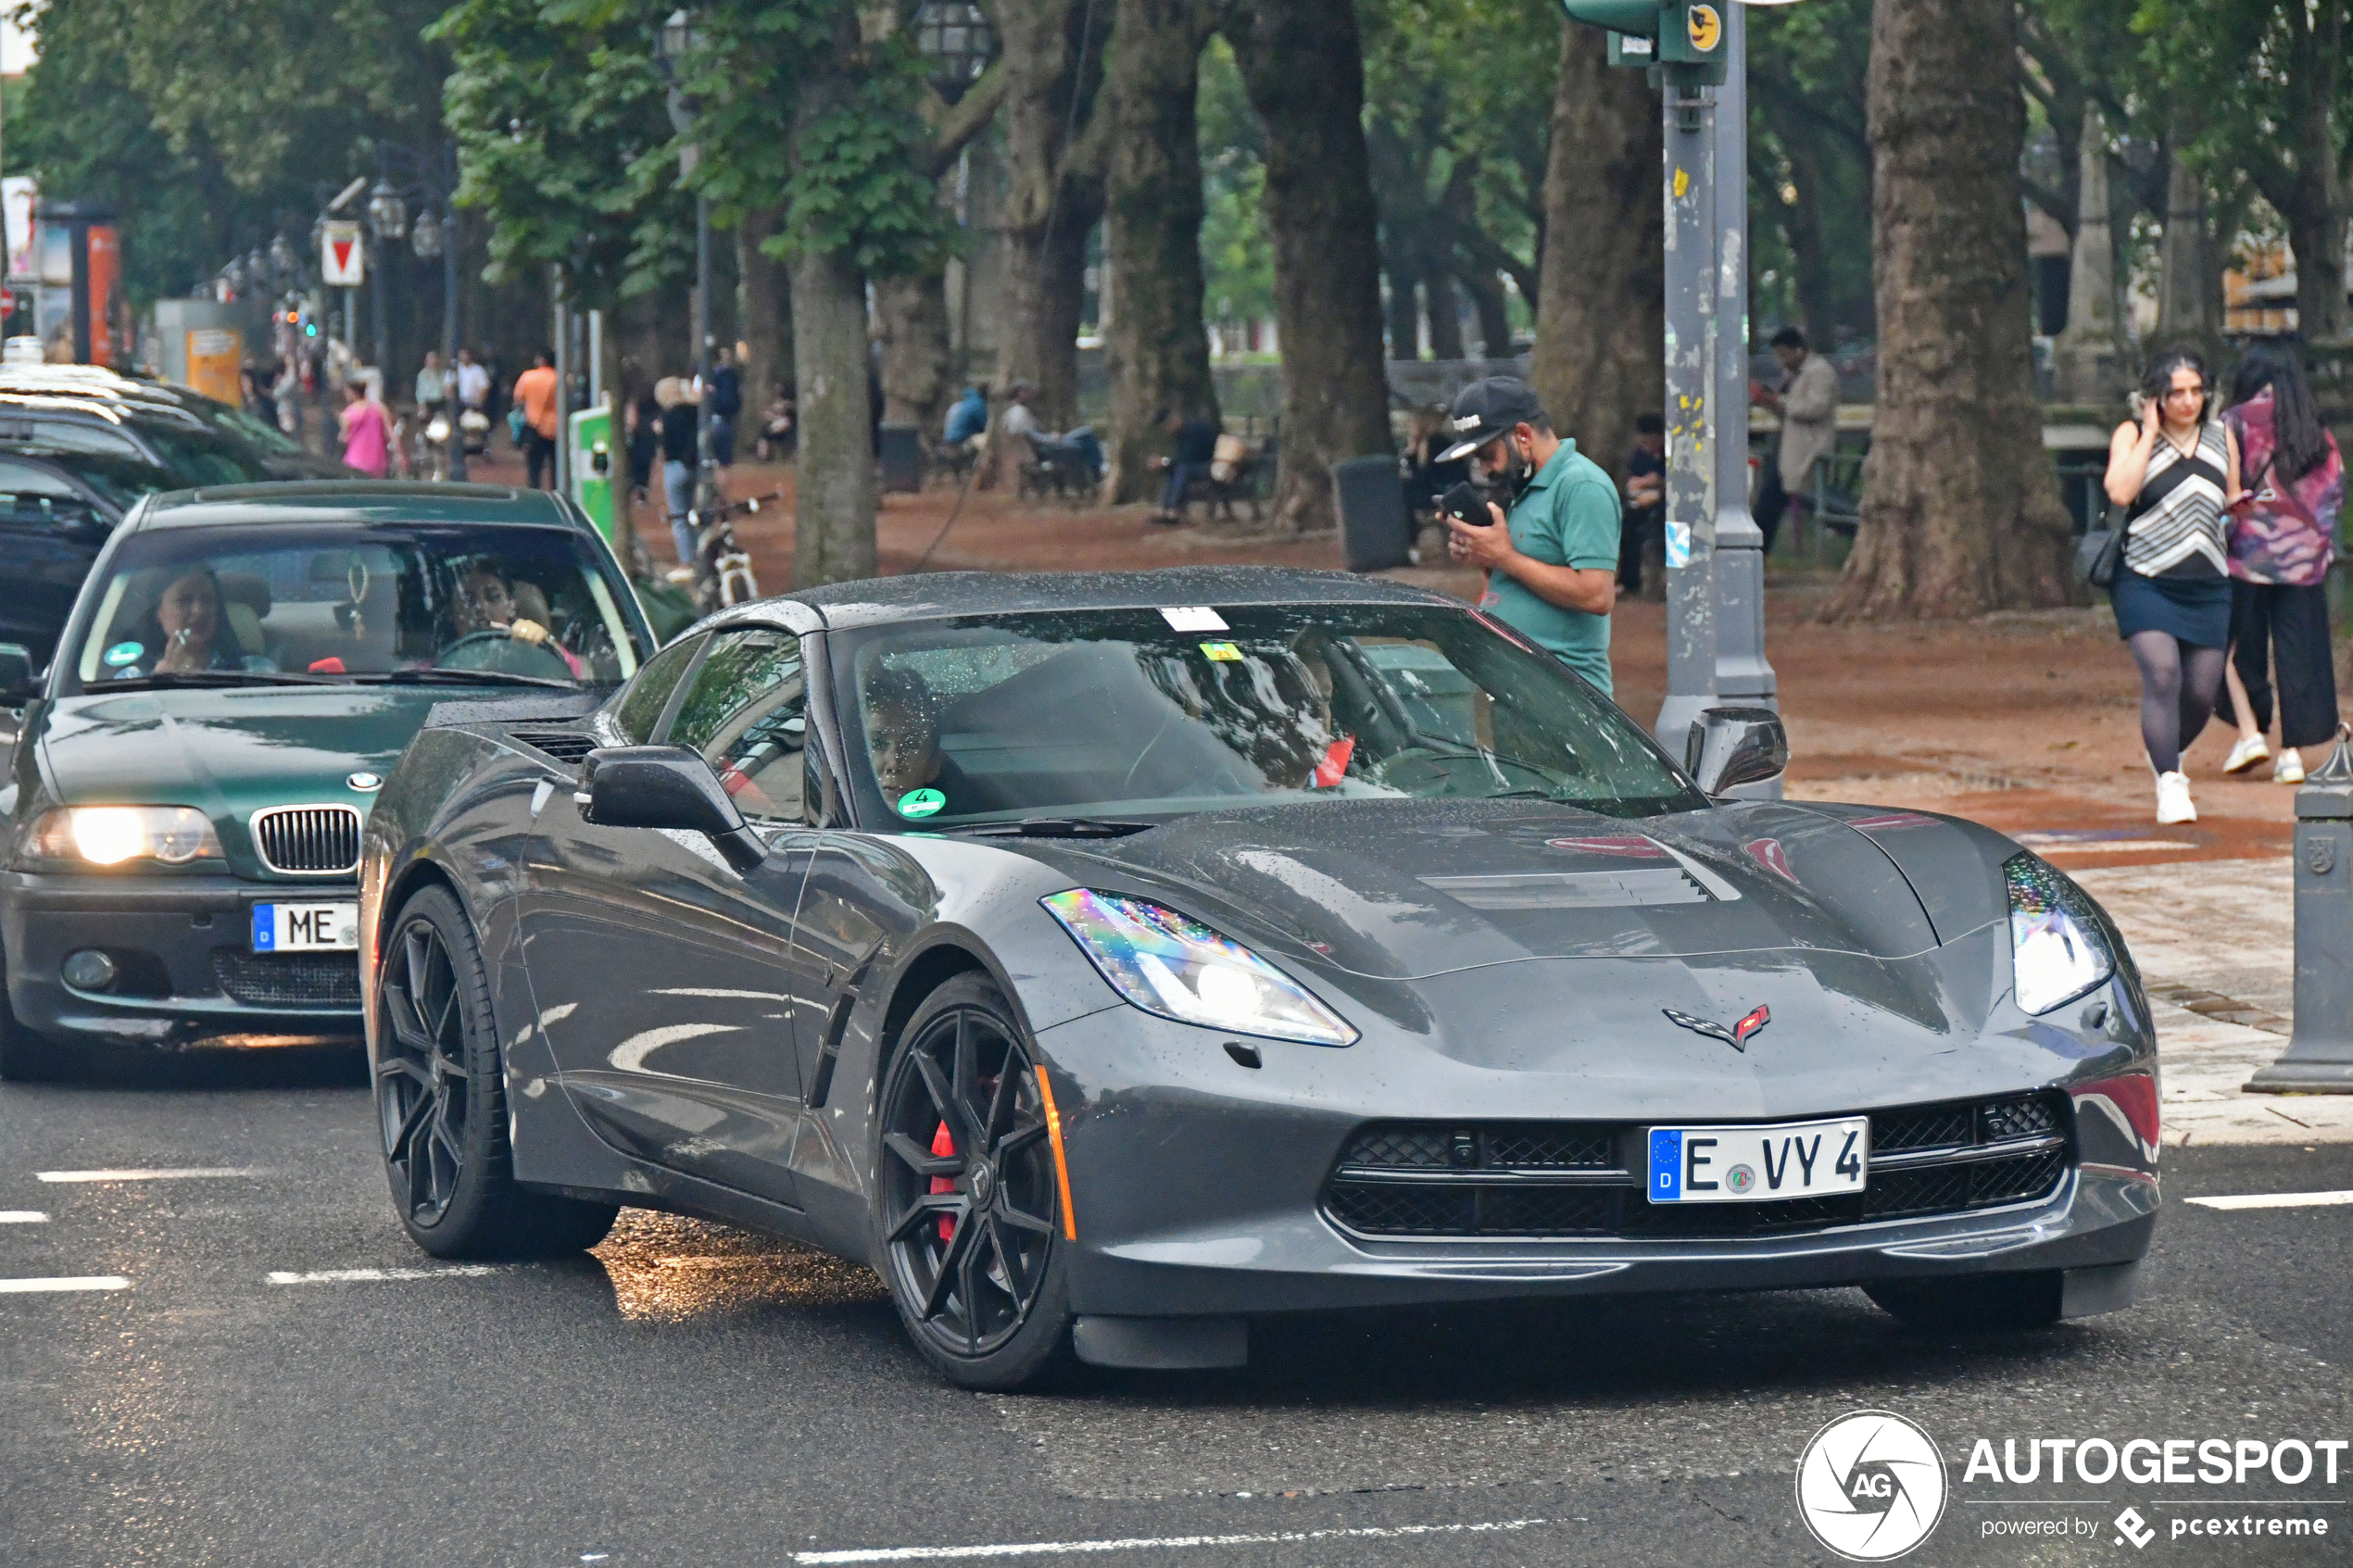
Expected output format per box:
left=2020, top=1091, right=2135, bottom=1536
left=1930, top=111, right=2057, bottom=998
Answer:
left=2073, top=857, right=2353, bottom=1146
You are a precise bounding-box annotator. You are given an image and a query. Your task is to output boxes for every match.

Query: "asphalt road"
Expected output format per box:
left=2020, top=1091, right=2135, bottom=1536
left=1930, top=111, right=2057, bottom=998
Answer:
left=3, top=1051, right=2349, bottom=1568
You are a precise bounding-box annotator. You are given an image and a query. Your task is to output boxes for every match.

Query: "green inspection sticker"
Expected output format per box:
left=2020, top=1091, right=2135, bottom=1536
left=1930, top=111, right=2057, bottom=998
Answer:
left=897, top=787, right=946, bottom=819
left=103, top=641, right=145, bottom=667
left=1200, top=641, right=1242, bottom=662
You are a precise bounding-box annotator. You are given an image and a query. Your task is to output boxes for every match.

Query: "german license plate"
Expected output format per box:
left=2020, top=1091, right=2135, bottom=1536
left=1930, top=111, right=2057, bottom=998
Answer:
left=251, top=902, right=359, bottom=952
left=1646, top=1116, right=1869, bottom=1204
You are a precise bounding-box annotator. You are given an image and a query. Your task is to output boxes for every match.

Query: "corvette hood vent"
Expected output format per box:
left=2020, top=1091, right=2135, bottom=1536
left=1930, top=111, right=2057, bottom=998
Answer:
left=509, top=729, right=598, bottom=764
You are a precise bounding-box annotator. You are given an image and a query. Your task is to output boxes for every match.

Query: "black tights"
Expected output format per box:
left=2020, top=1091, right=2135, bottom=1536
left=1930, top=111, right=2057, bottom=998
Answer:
left=2127, top=630, right=2227, bottom=773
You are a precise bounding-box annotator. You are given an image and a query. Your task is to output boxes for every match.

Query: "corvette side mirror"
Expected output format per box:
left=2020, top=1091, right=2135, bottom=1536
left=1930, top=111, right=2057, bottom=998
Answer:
left=579, top=745, right=767, bottom=873
left=1685, top=707, right=1787, bottom=797
left=0, top=643, right=34, bottom=708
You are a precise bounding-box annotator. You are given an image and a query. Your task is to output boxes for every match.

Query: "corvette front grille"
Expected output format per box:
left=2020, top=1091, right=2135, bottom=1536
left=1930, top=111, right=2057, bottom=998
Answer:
left=1325, top=1091, right=2072, bottom=1242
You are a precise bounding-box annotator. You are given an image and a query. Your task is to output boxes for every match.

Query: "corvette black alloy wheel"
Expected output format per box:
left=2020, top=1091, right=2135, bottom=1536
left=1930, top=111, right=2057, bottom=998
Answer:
left=374, top=886, right=615, bottom=1259
left=877, top=973, right=1072, bottom=1388
left=378, top=911, right=471, bottom=1227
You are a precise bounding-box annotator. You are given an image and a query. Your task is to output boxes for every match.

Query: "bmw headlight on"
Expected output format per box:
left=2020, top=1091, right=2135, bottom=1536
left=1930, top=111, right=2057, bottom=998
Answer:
left=1042, top=888, right=1358, bottom=1047
left=2006, top=854, right=2114, bottom=1014
left=26, top=806, right=222, bottom=868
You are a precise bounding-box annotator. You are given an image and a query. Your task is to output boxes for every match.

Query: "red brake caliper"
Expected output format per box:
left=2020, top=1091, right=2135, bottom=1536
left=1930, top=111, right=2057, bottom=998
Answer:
left=930, top=1121, right=957, bottom=1242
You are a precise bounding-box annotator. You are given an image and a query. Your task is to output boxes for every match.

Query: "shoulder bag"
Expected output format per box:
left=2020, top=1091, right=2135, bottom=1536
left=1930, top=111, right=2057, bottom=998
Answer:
left=2076, top=500, right=2129, bottom=590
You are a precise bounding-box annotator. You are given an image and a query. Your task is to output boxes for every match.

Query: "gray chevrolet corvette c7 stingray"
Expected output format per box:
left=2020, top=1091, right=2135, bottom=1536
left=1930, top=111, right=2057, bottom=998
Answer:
left=358, top=567, right=2158, bottom=1389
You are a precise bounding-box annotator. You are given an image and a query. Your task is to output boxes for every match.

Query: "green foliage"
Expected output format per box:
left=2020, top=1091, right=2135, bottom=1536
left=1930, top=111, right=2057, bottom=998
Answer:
left=9, top=0, right=441, bottom=306
left=431, top=0, right=686, bottom=302
left=437, top=0, right=953, bottom=302
left=1197, top=37, right=1271, bottom=326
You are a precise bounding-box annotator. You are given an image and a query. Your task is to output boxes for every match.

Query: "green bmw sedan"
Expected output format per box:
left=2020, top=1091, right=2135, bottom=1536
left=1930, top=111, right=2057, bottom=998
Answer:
left=0, top=482, right=657, bottom=1077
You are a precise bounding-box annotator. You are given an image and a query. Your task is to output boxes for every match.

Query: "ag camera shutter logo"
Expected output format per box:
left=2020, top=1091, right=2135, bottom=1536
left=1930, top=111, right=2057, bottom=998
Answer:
left=1795, top=1410, right=1948, bottom=1561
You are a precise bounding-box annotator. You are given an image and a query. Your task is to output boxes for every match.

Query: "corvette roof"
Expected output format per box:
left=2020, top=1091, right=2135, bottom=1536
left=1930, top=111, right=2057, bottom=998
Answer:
left=762, top=566, right=1459, bottom=630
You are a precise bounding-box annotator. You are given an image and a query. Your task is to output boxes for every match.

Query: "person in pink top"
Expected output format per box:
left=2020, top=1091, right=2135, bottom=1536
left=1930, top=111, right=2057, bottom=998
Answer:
left=2220, top=344, right=2346, bottom=784
left=339, top=382, right=391, bottom=478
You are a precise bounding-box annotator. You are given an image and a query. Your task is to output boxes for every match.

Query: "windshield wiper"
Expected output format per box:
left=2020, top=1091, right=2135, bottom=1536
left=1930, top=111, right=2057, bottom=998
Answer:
left=92, top=670, right=341, bottom=690
left=944, top=818, right=1158, bottom=838
left=371, top=669, right=576, bottom=690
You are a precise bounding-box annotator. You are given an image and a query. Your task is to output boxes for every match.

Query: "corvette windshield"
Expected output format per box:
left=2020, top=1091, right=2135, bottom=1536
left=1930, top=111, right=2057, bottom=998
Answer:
left=61, top=522, right=643, bottom=694
left=834, top=605, right=1705, bottom=824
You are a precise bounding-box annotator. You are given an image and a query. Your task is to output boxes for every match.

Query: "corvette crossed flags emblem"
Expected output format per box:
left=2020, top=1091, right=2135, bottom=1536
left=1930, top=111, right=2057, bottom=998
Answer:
left=1662, top=1003, right=1771, bottom=1051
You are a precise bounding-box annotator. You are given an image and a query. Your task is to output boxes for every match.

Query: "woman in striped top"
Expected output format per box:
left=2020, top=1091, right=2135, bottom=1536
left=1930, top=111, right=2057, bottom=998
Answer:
left=2103, top=347, right=2244, bottom=825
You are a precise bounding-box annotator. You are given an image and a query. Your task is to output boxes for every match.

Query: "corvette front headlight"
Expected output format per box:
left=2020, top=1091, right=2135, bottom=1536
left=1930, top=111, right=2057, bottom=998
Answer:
left=1041, top=888, right=1358, bottom=1047
left=2006, top=854, right=2113, bottom=1014
left=27, top=806, right=222, bottom=867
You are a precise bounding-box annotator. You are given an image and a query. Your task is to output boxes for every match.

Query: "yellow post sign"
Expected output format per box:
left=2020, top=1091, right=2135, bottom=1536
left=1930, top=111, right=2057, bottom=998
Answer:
left=1687, top=3, right=1721, bottom=53
left=185, top=327, right=243, bottom=405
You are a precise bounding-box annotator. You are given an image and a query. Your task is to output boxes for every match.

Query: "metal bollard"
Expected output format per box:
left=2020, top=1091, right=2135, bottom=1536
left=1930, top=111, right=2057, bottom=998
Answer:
left=2247, top=727, right=2353, bottom=1093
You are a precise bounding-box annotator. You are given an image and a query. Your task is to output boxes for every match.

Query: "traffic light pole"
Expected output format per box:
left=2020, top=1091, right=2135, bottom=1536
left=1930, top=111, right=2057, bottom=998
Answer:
left=1654, top=77, right=1718, bottom=757
left=1563, top=1, right=1779, bottom=771
left=1706, top=3, right=1780, bottom=785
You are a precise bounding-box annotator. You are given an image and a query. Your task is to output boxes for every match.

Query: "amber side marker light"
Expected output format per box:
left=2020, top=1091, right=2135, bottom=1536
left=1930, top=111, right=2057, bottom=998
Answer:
left=1034, top=1065, right=1078, bottom=1241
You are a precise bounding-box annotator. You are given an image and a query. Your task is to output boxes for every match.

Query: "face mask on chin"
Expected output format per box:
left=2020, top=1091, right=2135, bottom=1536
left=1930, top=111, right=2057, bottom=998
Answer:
left=1479, top=434, right=1534, bottom=507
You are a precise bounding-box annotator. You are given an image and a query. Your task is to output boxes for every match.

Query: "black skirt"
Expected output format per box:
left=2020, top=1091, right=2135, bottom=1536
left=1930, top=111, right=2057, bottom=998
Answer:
left=2112, top=565, right=2232, bottom=647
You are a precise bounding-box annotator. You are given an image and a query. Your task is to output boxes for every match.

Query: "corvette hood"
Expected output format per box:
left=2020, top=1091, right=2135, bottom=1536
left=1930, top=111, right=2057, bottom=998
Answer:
left=36, top=685, right=448, bottom=819
left=1033, top=798, right=2003, bottom=980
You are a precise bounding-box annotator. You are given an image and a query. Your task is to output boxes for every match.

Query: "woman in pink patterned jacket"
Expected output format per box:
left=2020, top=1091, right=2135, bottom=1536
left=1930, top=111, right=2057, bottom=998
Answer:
left=2220, top=344, right=2345, bottom=784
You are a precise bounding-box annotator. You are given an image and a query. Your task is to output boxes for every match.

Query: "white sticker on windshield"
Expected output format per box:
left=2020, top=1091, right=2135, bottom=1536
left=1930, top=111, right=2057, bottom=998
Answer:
left=1159, top=606, right=1228, bottom=633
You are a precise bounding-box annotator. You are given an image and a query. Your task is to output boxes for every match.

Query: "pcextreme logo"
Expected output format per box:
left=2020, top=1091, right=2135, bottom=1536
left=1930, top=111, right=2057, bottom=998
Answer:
left=1795, top=1410, right=1949, bottom=1561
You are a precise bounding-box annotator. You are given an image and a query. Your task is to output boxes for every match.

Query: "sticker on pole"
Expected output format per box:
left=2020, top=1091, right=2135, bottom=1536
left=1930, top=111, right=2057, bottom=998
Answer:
left=1666, top=520, right=1693, bottom=570
left=321, top=221, right=364, bottom=287
left=1687, top=4, right=1721, bottom=52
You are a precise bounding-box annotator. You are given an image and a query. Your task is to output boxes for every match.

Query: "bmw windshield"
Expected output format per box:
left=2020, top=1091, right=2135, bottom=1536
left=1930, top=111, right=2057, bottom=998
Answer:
left=833, top=604, right=1706, bottom=826
left=59, top=522, right=647, bottom=696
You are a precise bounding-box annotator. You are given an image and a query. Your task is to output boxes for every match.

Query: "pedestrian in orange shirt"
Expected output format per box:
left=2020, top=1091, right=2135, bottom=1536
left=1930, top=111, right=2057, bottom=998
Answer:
left=512, top=350, right=560, bottom=490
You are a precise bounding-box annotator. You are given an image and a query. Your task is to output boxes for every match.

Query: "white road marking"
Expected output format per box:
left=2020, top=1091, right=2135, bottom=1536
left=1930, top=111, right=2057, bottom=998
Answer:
left=2185, top=1188, right=2353, bottom=1211
left=792, top=1519, right=1552, bottom=1564
left=36, top=1167, right=264, bottom=1184
left=0, top=1275, right=128, bottom=1294
left=0, top=1210, right=49, bottom=1223
left=266, top=1266, right=505, bottom=1285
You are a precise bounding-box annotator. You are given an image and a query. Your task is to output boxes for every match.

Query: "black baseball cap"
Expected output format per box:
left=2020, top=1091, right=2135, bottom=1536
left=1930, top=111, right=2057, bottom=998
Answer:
left=1435, top=377, right=1547, bottom=464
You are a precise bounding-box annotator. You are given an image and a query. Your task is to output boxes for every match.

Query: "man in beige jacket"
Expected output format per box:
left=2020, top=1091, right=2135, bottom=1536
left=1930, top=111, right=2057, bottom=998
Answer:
left=1752, top=325, right=1840, bottom=555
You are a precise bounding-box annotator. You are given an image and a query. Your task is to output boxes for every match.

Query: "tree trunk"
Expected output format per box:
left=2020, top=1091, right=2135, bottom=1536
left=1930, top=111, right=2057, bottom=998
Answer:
left=2280, top=0, right=2348, bottom=343
left=1828, top=0, right=2074, bottom=621
left=1463, top=270, right=1513, bottom=359
left=736, top=206, right=791, bottom=417
left=2156, top=151, right=2221, bottom=350
left=1101, top=0, right=1220, bottom=504
left=1424, top=272, right=1465, bottom=360
left=1528, top=24, right=1659, bottom=487
left=877, top=270, right=955, bottom=456
left=789, top=10, right=876, bottom=590
left=1765, top=110, right=1840, bottom=350
left=992, top=0, right=1110, bottom=429
left=2284, top=186, right=2350, bottom=345
left=1222, top=0, right=1394, bottom=533
left=1384, top=257, right=1421, bottom=359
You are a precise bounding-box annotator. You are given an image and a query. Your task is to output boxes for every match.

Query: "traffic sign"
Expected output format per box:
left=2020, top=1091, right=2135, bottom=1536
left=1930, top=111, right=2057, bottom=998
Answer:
left=0, top=287, right=15, bottom=316
left=321, top=220, right=364, bottom=287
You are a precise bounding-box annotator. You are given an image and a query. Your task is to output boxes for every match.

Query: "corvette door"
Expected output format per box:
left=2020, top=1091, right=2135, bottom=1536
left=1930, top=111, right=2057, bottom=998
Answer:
left=523, top=628, right=814, bottom=1204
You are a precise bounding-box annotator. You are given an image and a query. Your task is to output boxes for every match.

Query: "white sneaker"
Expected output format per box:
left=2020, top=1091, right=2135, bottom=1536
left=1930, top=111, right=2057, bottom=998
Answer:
left=2274, top=750, right=2306, bottom=784
left=2156, top=771, right=2197, bottom=824
left=2223, top=734, right=2271, bottom=774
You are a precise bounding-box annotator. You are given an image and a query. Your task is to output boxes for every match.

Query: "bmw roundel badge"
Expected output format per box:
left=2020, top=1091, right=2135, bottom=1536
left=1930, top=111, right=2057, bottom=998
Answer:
left=346, top=771, right=384, bottom=793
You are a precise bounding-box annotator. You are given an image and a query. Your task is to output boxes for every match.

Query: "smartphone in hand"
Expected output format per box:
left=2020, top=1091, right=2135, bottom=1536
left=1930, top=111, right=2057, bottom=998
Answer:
left=1439, top=481, right=1492, bottom=529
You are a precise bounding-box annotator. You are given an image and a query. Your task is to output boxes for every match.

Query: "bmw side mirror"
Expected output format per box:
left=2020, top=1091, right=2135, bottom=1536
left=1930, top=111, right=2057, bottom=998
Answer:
left=1686, top=707, right=1788, bottom=797
left=0, top=643, right=35, bottom=708
left=578, top=745, right=767, bottom=873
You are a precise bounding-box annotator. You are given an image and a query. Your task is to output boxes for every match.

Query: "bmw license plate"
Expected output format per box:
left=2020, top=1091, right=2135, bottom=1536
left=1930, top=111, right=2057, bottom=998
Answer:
left=1646, top=1116, right=1869, bottom=1204
left=251, top=902, right=359, bottom=953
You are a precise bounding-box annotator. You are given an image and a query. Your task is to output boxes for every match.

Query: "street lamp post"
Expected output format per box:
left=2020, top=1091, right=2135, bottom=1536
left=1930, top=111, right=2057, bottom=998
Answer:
left=368, top=144, right=466, bottom=482
left=1559, top=0, right=1787, bottom=774
left=657, top=10, right=717, bottom=544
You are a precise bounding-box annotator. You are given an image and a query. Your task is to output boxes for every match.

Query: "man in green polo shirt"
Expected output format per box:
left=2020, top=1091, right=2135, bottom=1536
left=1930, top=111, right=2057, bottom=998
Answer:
left=1437, top=377, right=1622, bottom=694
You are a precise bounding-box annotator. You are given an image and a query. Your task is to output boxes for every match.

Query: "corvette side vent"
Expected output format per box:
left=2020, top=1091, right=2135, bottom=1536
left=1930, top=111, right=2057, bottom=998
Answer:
left=509, top=730, right=598, bottom=764
left=251, top=805, right=361, bottom=876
